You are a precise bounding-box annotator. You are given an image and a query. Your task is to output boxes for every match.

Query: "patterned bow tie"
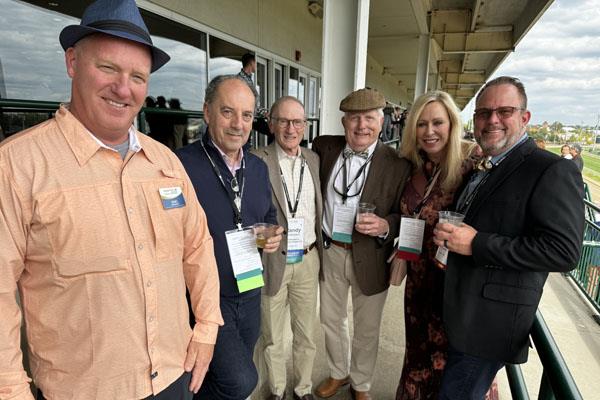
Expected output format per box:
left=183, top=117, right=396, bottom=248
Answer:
left=343, top=148, right=369, bottom=159
left=475, top=156, right=493, bottom=171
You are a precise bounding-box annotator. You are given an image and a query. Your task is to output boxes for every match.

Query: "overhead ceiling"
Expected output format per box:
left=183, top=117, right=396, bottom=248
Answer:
left=368, top=0, right=555, bottom=108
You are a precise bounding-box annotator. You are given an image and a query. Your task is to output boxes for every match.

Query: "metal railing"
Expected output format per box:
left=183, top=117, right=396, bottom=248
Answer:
left=569, top=198, right=600, bottom=317
left=506, top=311, right=584, bottom=400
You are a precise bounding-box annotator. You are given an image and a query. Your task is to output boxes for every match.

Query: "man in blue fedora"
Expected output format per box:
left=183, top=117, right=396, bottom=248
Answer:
left=0, top=1, right=222, bottom=399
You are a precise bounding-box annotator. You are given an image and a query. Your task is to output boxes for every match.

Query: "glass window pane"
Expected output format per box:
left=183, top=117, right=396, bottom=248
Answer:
left=0, top=0, right=75, bottom=102
left=288, top=67, right=299, bottom=98
left=256, top=61, right=267, bottom=109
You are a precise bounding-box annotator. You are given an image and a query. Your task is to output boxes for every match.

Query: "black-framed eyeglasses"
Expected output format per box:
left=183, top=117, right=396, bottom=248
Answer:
left=474, top=106, right=524, bottom=120
left=271, top=117, right=306, bottom=129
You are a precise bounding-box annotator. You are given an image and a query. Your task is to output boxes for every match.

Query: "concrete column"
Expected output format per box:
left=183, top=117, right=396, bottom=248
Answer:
left=414, top=34, right=431, bottom=99
left=320, top=0, right=370, bottom=136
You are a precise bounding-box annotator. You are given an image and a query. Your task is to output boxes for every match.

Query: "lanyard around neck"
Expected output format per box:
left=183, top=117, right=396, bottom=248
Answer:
left=333, top=152, right=373, bottom=203
left=201, top=141, right=246, bottom=229
left=411, top=165, right=441, bottom=218
left=280, top=156, right=306, bottom=218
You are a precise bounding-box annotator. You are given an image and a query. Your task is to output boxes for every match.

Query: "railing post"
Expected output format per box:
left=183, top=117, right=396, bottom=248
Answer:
left=505, top=364, right=530, bottom=400
left=538, top=371, right=556, bottom=400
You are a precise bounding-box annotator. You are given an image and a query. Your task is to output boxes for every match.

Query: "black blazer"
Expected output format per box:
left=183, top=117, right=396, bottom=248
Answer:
left=444, top=138, right=585, bottom=364
left=312, top=135, right=411, bottom=295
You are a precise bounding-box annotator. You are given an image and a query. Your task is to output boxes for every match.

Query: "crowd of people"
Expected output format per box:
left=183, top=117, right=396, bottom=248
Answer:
left=0, top=1, right=586, bottom=400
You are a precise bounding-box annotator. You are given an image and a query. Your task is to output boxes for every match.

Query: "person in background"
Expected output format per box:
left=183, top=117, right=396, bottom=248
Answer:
left=0, top=1, right=222, bottom=398
left=570, top=143, right=584, bottom=171
left=560, top=144, right=572, bottom=159
left=391, top=90, right=499, bottom=400
left=252, top=96, right=323, bottom=400
left=176, top=74, right=283, bottom=400
left=434, top=76, right=584, bottom=400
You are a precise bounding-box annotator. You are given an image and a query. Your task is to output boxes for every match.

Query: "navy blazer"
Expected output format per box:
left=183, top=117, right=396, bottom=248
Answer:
left=445, top=138, right=584, bottom=364
left=176, top=133, right=277, bottom=297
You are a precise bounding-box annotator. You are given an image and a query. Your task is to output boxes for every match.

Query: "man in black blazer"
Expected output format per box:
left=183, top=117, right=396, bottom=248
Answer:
left=434, top=76, right=584, bottom=399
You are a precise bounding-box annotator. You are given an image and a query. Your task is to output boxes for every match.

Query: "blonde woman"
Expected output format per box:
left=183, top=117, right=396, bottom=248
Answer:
left=392, top=91, right=497, bottom=399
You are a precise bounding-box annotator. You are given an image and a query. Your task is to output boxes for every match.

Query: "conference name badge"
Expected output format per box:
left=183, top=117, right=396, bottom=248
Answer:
left=159, top=187, right=186, bottom=209
left=225, top=228, right=264, bottom=293
left=396, top=216, right=425, bottom=261
left=286, top=218, right=304, bottom=264
left=332, top=203, right=356, bottom=244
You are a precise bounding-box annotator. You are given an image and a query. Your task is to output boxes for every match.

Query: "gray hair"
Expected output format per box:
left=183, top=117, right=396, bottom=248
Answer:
left=269, top=96, right=305, bottom=118
left=204, top=74, right=256, bottom=104
left=476, top=76, right=528, bottom=109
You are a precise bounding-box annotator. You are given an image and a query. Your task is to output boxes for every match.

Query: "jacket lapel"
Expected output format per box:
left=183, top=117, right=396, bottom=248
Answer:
left=321, top=138, right=345, bottom=197
left=263, top=144, right=287, bottom=216
left=466, top=138, right=535, bottom=218
left=360, top=141, right=384, bottom=203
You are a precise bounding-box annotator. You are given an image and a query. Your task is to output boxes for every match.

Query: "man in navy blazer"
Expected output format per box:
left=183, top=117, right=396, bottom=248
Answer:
left=434, top=76, right=584, bottom=399
left=177, top=75, right=283, bottom=400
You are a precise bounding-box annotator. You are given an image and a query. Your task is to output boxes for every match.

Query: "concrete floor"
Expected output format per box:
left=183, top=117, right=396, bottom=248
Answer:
left=252, top=273, right=600, bottom=400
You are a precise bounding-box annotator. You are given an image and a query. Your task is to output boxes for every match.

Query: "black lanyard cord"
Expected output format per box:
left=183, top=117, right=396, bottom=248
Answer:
left=333, top=154, right=373, bottom=203
left=201, top=141, right=246, bottom=229
left=280, top=157, right=306, bottom=218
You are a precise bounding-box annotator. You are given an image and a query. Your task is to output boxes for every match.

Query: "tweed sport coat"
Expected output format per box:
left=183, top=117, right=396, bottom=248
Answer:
left=312, top=135, right=411, bottom=295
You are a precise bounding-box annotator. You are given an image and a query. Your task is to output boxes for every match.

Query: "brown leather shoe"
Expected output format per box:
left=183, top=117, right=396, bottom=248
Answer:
left=349, top=387, right=372, bottom=400
left=314, top=376, right=350, bottom=398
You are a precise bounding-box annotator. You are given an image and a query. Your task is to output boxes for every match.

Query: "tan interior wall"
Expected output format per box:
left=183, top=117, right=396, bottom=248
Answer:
left=148, top=0, right=323, bottom=72
left=366, top=54, right=410, bottom=107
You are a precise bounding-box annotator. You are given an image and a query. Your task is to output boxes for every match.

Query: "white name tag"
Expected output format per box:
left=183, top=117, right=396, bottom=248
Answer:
left=225, top=228, right=264, bottom=292
left=397, top=217, right=425, bottom=260
left=435, top=245, right=449, bottom=267
left=332, top=203, right=356, bottom=244
left=286, top=218, right=304, bottom=264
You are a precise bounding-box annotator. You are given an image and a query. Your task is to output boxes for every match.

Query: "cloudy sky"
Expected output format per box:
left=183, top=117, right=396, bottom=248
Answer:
left=461, top=0, right=600, bottom=127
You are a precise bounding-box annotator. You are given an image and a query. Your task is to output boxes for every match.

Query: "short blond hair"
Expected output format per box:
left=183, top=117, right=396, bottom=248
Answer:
left=401, top=90, right=473, bottom=191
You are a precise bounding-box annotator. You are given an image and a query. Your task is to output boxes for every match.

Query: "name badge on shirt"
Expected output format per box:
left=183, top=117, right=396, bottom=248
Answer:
left=332, top=203, right=356, bottom=244
left=396, top=216, right=425, bottom=261
left=159, top=187, right=186, bottom=209
left=286, top=218, right=304, bottom=264
left=225, top=228, right=264, bottom=292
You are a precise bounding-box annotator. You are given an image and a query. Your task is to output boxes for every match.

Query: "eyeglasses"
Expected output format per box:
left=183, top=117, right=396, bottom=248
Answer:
left=271, top=117, right=306, bottom=129
left=473, top=106, right=524, bottom=120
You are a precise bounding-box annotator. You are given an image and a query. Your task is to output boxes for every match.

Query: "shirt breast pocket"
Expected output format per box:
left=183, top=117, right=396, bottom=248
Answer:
left=37, top=183, right=130, bottom=278
left=142, top=178, right=186, bottom=261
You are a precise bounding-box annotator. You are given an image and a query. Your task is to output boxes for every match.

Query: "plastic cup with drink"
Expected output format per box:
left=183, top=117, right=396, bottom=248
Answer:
left=253, top=223, right=278, bottom=249
left=434, top=211, right=465, bottom=270
left=357, top=202, right=376, bottom=223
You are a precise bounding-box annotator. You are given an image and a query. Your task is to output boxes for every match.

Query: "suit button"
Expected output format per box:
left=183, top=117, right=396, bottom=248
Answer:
left=281, top=251, right=286, bottom=255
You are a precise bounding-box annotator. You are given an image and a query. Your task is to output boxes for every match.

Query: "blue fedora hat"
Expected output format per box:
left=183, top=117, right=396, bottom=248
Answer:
left=59, top=0, right=170, bottom=72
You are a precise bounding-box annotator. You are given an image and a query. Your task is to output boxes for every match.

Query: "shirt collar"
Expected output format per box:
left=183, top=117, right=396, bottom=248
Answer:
left=239, top=69, right=252, bottom=79
left=343, top=139, right=378, bottom=158
left=490, top=132, right=528, bottom=165
left=210, top=137, right=244, bottom=172
left=275, top=141, right=301, bottom=161
left=86, top=125, right=142, bottom=154
left=56, top=105, right=149, bottom=166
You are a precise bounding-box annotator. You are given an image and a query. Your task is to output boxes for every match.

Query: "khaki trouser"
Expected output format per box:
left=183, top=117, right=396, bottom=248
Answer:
left=260, top=248, right=320, bottom=397
left=320, top=244, right=388, bottom=392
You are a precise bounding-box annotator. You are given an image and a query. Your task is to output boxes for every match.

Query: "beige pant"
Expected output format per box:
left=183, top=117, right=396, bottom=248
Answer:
left=260, top=248, right=320, bottom=397
left=320, top=244, right=388, bottom=392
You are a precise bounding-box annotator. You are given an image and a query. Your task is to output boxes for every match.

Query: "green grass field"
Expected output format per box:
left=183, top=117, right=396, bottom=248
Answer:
left=547, top=145, right=600, bottom=185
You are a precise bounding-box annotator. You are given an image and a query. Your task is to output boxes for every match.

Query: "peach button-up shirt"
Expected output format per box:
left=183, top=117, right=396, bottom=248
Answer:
left=0, top=107, right=223, bottom=400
